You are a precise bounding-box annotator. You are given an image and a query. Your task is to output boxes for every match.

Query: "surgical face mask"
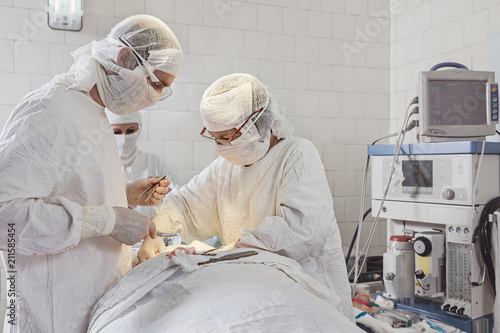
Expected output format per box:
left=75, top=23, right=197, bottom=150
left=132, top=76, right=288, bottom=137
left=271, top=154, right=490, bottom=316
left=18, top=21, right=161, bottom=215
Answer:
left=97, top=67, right=172, bottom=116
left=114, top=130, right=140, bottom=165
left=216, top=129, right=271, bottom=166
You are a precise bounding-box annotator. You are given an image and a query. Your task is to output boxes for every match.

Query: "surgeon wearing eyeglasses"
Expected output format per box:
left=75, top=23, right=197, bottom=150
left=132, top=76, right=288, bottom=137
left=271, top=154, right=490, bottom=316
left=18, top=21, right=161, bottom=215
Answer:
left=0, top=15, right=182, bottom=332
left=138, top=73, right=355, bottom=322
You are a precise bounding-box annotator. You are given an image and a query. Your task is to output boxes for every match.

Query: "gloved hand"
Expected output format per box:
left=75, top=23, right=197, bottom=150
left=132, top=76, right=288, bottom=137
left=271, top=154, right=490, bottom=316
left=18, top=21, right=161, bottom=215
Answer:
left=110, top=207, right=156, bottom=245
left=137, top=234, right=167, bottom=262
left=126, top=177, right=170, bottom=207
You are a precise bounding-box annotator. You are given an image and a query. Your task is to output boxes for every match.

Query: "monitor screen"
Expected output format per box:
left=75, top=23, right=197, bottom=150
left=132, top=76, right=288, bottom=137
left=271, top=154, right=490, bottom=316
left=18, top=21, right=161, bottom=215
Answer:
left=428, top=80, right=487, bottom=126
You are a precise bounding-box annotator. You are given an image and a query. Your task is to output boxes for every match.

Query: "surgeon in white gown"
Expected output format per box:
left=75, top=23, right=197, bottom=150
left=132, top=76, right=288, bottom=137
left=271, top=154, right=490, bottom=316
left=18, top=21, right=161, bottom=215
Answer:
left=105, top=110, right=175, bottom=218
left=138, top=73, right=355, bottom=321
left=0, top=15, right=182, bottom=333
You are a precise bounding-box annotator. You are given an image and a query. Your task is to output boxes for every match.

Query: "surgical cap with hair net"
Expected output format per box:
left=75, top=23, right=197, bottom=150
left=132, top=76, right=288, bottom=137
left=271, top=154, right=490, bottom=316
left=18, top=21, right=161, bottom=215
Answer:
left=64, top=15, right=183, bottom=115
left=200, top=73, right=294, bottom=139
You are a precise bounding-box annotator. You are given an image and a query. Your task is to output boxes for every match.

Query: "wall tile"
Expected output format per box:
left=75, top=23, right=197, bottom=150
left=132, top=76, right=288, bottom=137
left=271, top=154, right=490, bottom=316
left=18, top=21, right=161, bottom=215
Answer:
left=168, top=23, right=189, bottom=54
left=0, top=39, right=14, bottom=72
left=333, top=170, right=357, bottom=196
left=366, top=43, right=389, bottom=69
left=489, top=5, right=500, bottom=34
left=49, top=43, right=77, bottom=75
left=322, top=0, right=345, bottom=13
left=204, top=55, right=232, bottom=84
left=204, top=0, right=231, bottom=27
left=65, top=15, right=98, bottom=46
left=288, top=116, right=310, bottom=139
left=412, top=3, right=430, bottom=34
left=332, top=66, right=356, bottom=92
left=232, top=58, right=259, bottom=77
left=294, top=90, right=319, bottom=117
left=344, top=196, right=361, bottom=222
left=0, top=104, right=14, bottom=133
left=311, top=117, right=334, bottom=143
left=12, top=0, right=39, bottom=9
left=258, top=5, right=283, bottom=33
left=365, top=94, right=389, bottom=120
left=333, top=196, right=345, bottom=223
left=156, top=81, right=189, bottom=112
left=178, top=111, right=204, bottom=141
left=177, top=54, right=205, bottom=83
left=283, top=8, right=307, bottom=36
left=244, top=31, right=270, bottom=60
left=14, top=41, right=49, bottom=74
left=273, top=0, right=297, bottom=7
left=175, top=0, right=203, bottom=25
left=269, top=34, right=295, bottom=62
left=97, top=16, right=122, bottom=40
left=85, top=0, right=114, bottom=16
left=319, top=91, right=342, bottom=118
left=193, top=141, right=217, bottom=169
left=464, top=10, right=488, bottom=47
left=295, top=36, right=320, bottom=64
left=273, top=88, right=295, bottom=116
left=308, top=11, right=331, bottom=38
left=319, top=38, right=343, bottom=65
left=178, top=169, right=199, bottom=185
left=357, top=118, right=380, bottom=144
left=0, top=73, right=31, bottom=104
left=188, top=83, right=209, bottom=112
left=284, top=62, right=308, bottom=90
left=149, top=111, right=178, bottom=140
left=31, top=74, right=52, bottom=91
left=145, top=0, right=175, bottom=24
left=345, top=0, right=367, bottom=15
left=29, top=10, right=65, bottom=44
left=298, top=0, right=321, bottom=11
left=137, top=139, right=164, bottom=161
left=308, top=64, right=332, bottom=91
left=331, top=13, right=355, bottom=40
left=0, top=7, right=29, bottom=40
left=430, top=0, right=451, bottom=28
left=115, top=0, right=144, bottom=17
left=258, top=60, right=284, bottom=88
left=355, top=67, right=378, bottom=94
left=164, top=140, right=193, bottom=170
left=217, top=28, right=244, bottom=57
left=189, top=25, right=217, bottom=55
left=334, top=118, right=357, bottom=144
left=230, top=1, right=258, bottom=31
left=322, top=144, right=345, bottom=170
left=342, top=92, right=365, bottom=119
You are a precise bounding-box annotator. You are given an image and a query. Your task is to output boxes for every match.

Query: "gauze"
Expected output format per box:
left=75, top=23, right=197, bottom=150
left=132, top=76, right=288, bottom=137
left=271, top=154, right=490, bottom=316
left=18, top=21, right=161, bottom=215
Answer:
left=65, top=15, right=183, bottom=114
left=216, top=128, right=271, bottom=166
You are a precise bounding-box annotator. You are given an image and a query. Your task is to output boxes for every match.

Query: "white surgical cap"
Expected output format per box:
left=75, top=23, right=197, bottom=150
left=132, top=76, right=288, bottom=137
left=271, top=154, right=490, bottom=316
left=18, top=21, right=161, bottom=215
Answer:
left=200, top=73, right=294, bottom=139
left=63, top=15, right=183, bottom=114
left=105, top=109, right=142, bottom=126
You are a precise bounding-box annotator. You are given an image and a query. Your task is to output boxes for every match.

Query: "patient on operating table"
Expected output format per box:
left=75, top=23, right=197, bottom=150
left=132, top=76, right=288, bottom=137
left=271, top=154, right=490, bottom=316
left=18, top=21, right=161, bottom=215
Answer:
left=137, top=73, right=355, bottom=321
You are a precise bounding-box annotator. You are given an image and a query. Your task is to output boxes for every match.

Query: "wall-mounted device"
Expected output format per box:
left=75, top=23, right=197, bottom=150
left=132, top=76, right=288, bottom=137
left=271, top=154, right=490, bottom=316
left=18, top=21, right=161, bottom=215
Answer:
left=418, top=64, right=498, bottom=142
left=47, top=0, right=83, bottom=31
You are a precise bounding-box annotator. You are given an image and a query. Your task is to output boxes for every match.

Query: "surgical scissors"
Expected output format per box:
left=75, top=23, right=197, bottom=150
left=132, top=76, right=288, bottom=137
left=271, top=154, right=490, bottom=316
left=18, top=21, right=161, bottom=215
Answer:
left=135, top=175, right=168, bottom=203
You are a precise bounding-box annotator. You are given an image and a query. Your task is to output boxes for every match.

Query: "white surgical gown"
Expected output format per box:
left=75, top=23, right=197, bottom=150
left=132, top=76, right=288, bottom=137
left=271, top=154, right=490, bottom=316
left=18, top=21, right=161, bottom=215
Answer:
left=0, top=77, right=130, bottom=333
left=154, top=136, right=354, bottom=321
left=122, top=151, right=173, bottom=218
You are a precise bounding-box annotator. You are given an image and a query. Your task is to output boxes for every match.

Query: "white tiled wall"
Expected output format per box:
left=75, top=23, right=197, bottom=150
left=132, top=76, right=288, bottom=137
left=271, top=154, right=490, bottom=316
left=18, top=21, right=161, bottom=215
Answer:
left=0, top=1, right=394, bottom=303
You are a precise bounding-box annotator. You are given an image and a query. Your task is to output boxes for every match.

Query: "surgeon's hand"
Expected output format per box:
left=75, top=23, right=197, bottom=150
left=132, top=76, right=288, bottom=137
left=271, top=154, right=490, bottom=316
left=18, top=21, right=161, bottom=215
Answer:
left=126, top=177, right=170, bottom=207
left=137, top=234, right=167, bottom=263
left=110, top=207, right=156, bottom=245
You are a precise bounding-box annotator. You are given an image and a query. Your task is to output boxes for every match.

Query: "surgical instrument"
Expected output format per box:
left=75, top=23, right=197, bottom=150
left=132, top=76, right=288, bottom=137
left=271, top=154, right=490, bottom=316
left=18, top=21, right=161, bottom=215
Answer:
left=198, top=251, right=258, bottom=266
left=135, top=175, right=168, bottom=203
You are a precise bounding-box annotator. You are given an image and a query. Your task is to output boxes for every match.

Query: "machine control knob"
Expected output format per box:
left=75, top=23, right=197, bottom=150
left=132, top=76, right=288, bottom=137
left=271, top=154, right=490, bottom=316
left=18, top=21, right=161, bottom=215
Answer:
left=415, top=270, right=425, bottom=279
left=385, top=272, right=395, bottom=281
left=442, top=188, right=455, bottom=200
left=443, top=304, right=451, bottom=311
left=450, top=306, right=457, bottom=313
left=414, top=237, right=432, bottom=256
left=457, top=307, right=465, bottom=315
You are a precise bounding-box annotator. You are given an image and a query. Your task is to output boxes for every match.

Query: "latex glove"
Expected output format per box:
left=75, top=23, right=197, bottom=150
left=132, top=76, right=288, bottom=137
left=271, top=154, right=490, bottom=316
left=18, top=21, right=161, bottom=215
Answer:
left=126, top=177, right=170, bottom=206
left=137, top=234, right=167, bottom=263
left=110, top=207, right=156, bottom=245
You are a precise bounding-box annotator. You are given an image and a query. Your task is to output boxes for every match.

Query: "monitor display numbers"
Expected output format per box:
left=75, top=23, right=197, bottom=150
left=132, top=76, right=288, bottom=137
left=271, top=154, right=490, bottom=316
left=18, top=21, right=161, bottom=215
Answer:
left=428, top=80, right=487, bottom=126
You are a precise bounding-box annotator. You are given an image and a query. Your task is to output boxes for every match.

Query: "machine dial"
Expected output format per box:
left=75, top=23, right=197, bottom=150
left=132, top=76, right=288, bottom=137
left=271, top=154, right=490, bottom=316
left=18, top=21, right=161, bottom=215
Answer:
left=442, top=188, right=455, bottom=200
left=414, top=236, right=432, bottom=256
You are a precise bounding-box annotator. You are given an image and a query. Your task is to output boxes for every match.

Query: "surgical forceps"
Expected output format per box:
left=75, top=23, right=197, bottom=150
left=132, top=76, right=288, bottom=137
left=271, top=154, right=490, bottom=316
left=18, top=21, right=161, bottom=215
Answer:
left=135, top=175, right=168, bottom=203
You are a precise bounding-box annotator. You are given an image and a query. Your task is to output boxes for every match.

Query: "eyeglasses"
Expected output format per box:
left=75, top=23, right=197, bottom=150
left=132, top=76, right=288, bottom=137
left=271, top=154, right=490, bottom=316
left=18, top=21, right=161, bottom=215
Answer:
left=118, top=36, right=172, bottom=101
left=200, top=109, right=264, bottom=146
